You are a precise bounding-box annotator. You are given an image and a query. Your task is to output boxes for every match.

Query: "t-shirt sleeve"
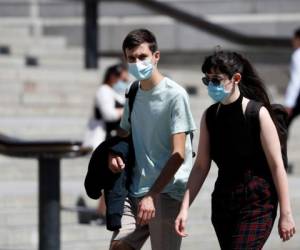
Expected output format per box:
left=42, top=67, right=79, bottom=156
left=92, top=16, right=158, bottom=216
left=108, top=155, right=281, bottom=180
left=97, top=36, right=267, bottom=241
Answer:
left=170, top=92, right=197, bottom=134
left=120, top=99, right=131, bottom=132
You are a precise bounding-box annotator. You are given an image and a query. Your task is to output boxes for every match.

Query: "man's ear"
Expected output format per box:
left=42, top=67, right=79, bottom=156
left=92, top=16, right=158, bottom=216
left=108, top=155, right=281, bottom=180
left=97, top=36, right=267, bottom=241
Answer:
left=154, top=51, right=160, bottom=64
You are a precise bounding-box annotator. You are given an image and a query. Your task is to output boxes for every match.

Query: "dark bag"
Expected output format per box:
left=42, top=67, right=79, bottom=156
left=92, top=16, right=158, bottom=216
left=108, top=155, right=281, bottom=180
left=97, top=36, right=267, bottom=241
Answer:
left=245, top=100, right=288, bottom=170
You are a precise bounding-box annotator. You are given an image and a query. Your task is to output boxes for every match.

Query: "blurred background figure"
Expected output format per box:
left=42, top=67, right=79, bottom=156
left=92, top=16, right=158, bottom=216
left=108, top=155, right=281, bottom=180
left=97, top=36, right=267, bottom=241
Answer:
left=81, top=63, right=129, bottom=224
left=83, top=63, right=129, bottom=150
left=284, top=28, right=300, bottom=128
left=284, top=28, right=300, bottom=173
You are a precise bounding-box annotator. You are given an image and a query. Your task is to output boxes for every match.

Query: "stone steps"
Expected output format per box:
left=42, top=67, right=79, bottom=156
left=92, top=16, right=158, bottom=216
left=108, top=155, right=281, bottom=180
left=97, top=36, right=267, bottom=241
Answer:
left=0, top=156, right=90, bottom=181
left=0, top=55, right=86, bottom=69
left=13, top=47, right=84, bottom=60
left=0, top=172, right=299, bottom=249
left=0, top=105, right=91, bottom=117
left=0, top=36, right=67, bottom=50
left=0, top=26, right=30, bottom=36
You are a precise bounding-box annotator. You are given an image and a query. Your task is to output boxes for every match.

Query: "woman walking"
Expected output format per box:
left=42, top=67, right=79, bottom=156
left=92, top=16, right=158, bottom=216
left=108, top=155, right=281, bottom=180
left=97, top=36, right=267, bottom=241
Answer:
left=175, top=50, right=296, bottom=249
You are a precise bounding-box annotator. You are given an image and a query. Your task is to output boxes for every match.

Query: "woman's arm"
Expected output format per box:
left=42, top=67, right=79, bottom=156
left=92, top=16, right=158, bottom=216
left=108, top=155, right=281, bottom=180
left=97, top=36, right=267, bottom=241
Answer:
left=259, top=107, right=296, bottom=241
left=175, top=111, right=212, bottom=237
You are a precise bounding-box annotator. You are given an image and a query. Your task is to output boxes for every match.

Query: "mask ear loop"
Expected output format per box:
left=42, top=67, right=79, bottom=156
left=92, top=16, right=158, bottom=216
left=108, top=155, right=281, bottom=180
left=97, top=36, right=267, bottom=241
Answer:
left=216, top=103, right=221, bottom=116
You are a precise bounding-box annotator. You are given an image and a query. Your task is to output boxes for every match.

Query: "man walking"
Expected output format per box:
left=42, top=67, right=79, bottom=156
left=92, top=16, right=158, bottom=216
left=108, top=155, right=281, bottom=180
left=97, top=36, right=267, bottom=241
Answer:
left=284, top=28, right=300, bottom=173
left=285, top=27, right=300, bottom=127
left=109, top=29, right=196, bottom=250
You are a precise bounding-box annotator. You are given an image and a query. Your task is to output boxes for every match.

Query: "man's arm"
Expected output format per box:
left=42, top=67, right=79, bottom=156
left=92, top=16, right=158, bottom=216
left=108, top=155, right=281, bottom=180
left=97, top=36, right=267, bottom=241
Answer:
left=137, top=132, right=186, bottom=225
left=108, top=128, right=130, bottom=173
left=285, top=50, right=300, bottom=111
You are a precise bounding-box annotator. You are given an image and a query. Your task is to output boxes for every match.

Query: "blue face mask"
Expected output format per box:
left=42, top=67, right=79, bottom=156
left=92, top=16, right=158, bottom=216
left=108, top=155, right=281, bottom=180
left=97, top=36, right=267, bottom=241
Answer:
left=113, top=80, right=128, bottom=94
left=207, top=82, right=230, bottom=102
left=128, top=58, right=154, bottom=80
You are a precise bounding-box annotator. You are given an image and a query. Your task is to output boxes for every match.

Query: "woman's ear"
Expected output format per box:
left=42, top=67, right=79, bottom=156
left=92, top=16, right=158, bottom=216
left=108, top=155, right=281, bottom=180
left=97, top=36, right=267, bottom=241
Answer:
left=233, top=73, right=242, bottom=84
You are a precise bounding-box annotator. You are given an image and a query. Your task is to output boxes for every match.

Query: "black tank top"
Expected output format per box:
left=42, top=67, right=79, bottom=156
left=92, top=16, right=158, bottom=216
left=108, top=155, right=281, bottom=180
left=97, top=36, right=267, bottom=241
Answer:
left=206, top=94, right=271, bottom=187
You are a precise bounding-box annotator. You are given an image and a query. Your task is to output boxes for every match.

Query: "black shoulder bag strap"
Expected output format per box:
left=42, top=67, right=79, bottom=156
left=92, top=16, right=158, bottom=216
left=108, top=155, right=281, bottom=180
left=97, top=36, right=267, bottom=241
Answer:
left=245, top=100, right=262, bottom=134
left=245, top=100, right=263, bottom=164
left=125, top=80, right=139, bottom=124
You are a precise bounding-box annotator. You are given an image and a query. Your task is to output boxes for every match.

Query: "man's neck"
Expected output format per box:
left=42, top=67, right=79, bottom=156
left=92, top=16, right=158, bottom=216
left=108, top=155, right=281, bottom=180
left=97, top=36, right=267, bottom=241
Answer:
left=140, top=70, right=164, bottom=91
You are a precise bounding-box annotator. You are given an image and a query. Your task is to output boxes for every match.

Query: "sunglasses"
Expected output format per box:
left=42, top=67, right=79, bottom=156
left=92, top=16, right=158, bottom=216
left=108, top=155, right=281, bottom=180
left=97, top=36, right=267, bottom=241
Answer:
left=202, top=76, right=224, bottom=86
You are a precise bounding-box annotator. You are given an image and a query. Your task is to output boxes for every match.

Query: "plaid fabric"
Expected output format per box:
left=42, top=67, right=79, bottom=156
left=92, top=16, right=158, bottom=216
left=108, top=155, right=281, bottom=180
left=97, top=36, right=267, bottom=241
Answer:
left=211, top=172, right=278, bottom=250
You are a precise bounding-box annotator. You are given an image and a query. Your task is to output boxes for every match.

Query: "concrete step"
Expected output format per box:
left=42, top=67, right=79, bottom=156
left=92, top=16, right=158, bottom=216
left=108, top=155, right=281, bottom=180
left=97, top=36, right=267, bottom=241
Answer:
left=0, top=55, right=86, bottom=69
left=0, top=156, right=91, bottom=181
left=0, top=180, right=93, bottom=209
left=0, top=36, right=67, bottom=50
left=0, top=26, right=30, bottom=36
left=0, top=174, right=299, bottom=250
left=0, top=105, right=91, bottom=117
left=0, top=208, right=78, bottom=227
left=1, top=0, right=298, bottom=18
left=0, top=67, right=100, bottom=84
left=0, top=81, right=98, bottom=94
left=2, top=15, right=295, bottom=53
left=0, top=223, right=111, bottom=248
left=0, top=55, right=24, bottom=67
left=42, top=14, right=299, bottom=51
left=13, top=47, right=84, bottom=60
left=21, top=92, right=93, bottom=106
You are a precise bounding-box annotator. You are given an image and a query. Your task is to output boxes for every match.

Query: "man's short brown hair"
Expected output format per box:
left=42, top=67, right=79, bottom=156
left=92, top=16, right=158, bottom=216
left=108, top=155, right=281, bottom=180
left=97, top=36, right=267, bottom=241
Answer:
left=122, top=29, right=158, bottom=55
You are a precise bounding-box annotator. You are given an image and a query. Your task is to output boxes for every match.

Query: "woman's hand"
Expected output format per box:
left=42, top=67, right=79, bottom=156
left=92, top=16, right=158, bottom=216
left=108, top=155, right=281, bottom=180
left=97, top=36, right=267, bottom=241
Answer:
left=278, top=212, right=296, bottom=241
left=175, top=208, right=189, bottom=237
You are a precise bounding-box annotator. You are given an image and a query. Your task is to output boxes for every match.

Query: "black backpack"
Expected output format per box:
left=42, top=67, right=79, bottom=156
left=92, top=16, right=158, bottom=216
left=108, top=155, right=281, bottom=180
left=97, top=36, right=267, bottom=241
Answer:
left=245, top=100, right=288, bottom=171
left=125, top=81, right=196, bottom=157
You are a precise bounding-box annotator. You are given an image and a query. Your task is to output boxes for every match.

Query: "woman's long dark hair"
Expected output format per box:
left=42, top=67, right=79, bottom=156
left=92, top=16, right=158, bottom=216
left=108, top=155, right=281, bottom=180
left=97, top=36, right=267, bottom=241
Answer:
left=202, top=50, right=280, bottom=137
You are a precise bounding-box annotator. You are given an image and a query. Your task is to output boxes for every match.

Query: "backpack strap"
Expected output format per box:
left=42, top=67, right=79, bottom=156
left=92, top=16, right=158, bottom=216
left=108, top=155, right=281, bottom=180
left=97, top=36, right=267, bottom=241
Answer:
left=245, top=100, right=263, bottom=133
left=244, top=100, right=264, bottom=165
left=125, top=81, right=139, bottom=124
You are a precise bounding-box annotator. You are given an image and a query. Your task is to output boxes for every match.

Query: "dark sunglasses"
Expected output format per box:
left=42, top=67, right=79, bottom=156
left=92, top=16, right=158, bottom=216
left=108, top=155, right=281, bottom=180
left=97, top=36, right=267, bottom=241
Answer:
left=202, top=77, right=223, bottom=86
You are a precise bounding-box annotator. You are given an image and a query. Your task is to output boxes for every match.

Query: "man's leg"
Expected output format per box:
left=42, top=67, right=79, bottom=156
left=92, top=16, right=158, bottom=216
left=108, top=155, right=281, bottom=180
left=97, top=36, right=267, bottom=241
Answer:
left=288, top=92, right=300, bottom=128
left=287, top=93, right=300, bottom=173
left=110, top=197, right=149, bottom=250
left=148, top=194, right=182, bottom=250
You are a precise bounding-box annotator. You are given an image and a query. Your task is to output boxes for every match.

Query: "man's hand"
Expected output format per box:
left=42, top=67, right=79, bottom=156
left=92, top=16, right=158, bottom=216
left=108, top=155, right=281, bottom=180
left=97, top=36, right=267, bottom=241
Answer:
left=108, top=153, right=125, bottom=173
left=137, top=194, right=156, bottom=226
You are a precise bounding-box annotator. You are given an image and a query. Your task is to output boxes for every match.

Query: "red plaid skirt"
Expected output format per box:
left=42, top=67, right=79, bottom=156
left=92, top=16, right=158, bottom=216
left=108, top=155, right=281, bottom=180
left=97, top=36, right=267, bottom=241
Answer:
left=211, top=170, right=278, bottom=250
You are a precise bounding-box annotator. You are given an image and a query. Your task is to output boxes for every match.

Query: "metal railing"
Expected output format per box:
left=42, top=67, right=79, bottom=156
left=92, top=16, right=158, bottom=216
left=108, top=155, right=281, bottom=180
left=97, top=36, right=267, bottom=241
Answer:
left=78, top=0, right=292, bottom=68
left=0, top=133, right=92, bottom=250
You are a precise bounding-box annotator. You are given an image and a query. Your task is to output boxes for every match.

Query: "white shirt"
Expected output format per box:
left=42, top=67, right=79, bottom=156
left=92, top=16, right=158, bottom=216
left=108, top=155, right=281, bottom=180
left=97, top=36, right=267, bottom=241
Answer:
left=96, top=84, right=125, bottom=121
left=284, top=48, right=300, bottom=108
left=83, top=84, right=125, bottom=150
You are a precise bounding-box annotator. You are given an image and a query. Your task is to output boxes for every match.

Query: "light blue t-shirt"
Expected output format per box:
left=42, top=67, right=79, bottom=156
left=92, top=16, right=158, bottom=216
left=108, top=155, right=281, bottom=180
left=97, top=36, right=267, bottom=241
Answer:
left=120, top=77, right=197, bottom=200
